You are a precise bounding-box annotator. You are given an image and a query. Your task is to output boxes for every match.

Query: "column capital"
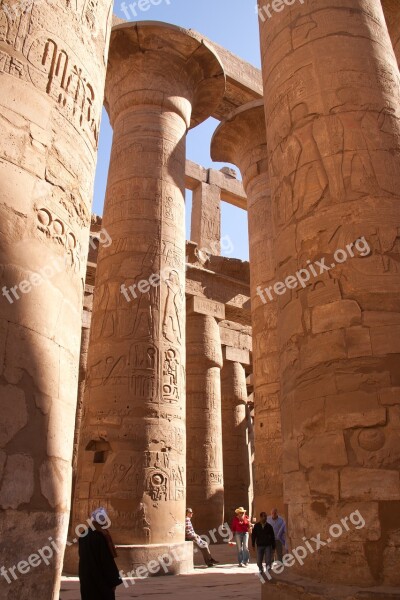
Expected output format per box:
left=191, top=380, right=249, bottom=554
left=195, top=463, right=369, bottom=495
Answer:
left=211, top=99, right=268, bottom=183
left=105, top=21, right=226, bottom=129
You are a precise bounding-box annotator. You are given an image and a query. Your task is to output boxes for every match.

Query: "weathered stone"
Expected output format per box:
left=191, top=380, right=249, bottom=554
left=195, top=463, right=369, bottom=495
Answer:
left=258, top=0, right=400, bottom=578
left=312, top=300, right=361, bottom=334
left=340, top=468, right=400, bottom=501
left=0, top=385, right=27, bottom=447
left=380, top=387, right=400, bottom=406
left=187, top=296, right=225, bottom=320
left=325, top=391, right=386, bottom=430
left=212, top=100, right=284, bottom=514
left=224, top=346, right=250, bottom=365
left=221, top=360, right=252, bottom=519
left=0, top=454, right=34, bottom=509
left=299, top=433, right=348, bottom=469
left=72, top=22, right=225, bottom=570
left=0, top=2, right=113, bottom=594
left=186, top=313, right=224, bottom=531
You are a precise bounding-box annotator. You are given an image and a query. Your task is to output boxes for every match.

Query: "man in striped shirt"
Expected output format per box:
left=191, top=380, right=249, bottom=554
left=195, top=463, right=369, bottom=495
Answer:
left=185, top=508, right=219, bottom=567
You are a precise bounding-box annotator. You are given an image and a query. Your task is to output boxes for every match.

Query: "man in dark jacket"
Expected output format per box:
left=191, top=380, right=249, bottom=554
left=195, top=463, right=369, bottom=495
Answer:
left=78, top=507, right=122, bottom=600
left=251, top=511, right=276, bottom=574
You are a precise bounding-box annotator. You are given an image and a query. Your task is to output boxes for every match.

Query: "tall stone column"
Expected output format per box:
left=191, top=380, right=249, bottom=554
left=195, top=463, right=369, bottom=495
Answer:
left=211, top=100, right=283, bottom=519
left=221, top=351, right=252, bottom=520
left=0, top=2, right=113, bottom=598
left=258, top=0, right=400, bottom=587
left=186, top=297, right=225, bottom=532
left=382, top=0, right=400, bottom=67
left=72, top=22, right=225, bottom=571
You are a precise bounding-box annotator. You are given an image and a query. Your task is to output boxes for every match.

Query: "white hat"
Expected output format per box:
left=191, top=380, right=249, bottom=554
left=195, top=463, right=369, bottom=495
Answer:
left=91, top=507, right=109, bottom=524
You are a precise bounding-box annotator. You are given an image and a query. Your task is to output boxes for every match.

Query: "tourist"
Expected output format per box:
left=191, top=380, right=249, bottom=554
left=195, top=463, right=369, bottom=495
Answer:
left=267, top=508, right=286, bottom=562
left=251, top=512, right=276, bottom=574
left=78, top=507, right=122, bottom=600
left=231, top=507, right=251, bottom=567
left=185, top=508, right=219, bottom=567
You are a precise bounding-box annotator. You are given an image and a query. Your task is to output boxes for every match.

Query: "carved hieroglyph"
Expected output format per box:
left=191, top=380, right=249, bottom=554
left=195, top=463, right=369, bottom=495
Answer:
left=211, top=100, right=283, bottom=517
left=221, top=355, right=252, bottom=520
left=258, top=0, right=400, bottom=585
left=186, top=305, right=224, bottom=531
left=72, top=22, right=225, bottom=547
left=0, top=1, right=112, bottom=598
left=382, top=0, right=400, bottom=68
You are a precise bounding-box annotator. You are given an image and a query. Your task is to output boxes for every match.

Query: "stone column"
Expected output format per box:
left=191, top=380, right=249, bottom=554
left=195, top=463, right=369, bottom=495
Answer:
left=382, top=0, right=400, bottom=67
left=191, top=182, right=221, bottom=255
left=221, top=349, right=252, bottom=519
left=72, top=22, right=225, bottom=571
left=186, top=296, right=225, bottom=532
left=0, top=2, right=113, bottom=598
left=211, top=100, right=283, bottom=519
left=258, top=0, right=400, bottom=586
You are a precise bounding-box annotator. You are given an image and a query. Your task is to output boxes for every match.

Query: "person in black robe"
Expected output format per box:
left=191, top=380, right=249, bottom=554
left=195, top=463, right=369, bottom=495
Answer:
left=78, top=507, right=122, bottom=600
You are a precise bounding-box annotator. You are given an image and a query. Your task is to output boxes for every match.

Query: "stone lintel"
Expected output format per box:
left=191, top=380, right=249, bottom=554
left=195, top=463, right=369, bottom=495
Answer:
left=185, top=160, right=247, bottom=211
left=223, top=345, right=250, bottom=365
left=187, top=296, right=225, bottom=320
left=186, top=268, right=250, bottom=317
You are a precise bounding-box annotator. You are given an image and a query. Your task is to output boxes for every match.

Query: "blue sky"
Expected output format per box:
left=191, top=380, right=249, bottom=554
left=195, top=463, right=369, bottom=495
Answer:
left=93, top=0, right=261, bottom=260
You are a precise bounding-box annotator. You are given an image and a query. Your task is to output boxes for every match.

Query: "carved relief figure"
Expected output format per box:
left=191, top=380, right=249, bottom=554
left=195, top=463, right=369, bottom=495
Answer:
left=162, top=269, right=183, bottom=344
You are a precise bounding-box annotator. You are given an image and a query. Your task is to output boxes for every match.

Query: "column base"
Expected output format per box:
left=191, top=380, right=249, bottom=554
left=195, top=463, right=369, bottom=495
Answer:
left=261, top=572, right=400, bottom=600
left=63, top=541, right=194, bottom=577
left=116, top=542, right=193, bottom=577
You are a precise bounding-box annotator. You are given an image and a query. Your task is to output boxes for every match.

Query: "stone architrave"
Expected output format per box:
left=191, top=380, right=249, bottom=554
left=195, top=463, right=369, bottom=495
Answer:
left=221, top=351, right=252, bottom=520
left=382, top=0, right=400, bottom=67
left=186, top=298, right=225, bottom=531
left=191, top=182, right=221, bottom=256
left=72, top=22, right=225, bottom=570
left=0, top=2, right=113, bottom=598
left=258, top=0, right=400, bottom=586
left=211, top=100, right=284, bottom=518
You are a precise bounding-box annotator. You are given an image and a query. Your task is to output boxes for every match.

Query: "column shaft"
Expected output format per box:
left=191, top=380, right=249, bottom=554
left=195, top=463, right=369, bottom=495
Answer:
left=72, top=22, right=225, bottom=567
left=186, top=313, right=224, bottom=531
left=211, top=101, right=283, bottom=520
left=221, top=360, right=251, bottom=519
left=0, top=3, right=112, bottom=598
left=76, top=106, right=187, bottom=544
left=259, top=0, right=400, bottom=585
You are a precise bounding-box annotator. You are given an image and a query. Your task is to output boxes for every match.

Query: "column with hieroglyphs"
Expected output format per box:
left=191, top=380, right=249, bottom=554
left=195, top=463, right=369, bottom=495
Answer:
left=211, top=100, right=284, bottom=519
left=72, top=22, right=225, bottom=572
left=258, top=0, right=400, bottom=587
left=221, top=347, right=252, bottom=519
left=186, top=296, right=225, bottom=531
left=0, top=1, right=113, bottom=598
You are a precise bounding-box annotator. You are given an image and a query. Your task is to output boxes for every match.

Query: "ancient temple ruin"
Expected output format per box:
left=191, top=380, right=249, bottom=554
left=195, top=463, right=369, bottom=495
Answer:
left=1, top=2, right=400, bottom=599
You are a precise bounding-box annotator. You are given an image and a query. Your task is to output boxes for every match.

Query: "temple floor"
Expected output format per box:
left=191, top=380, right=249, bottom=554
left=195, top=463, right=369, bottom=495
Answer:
left=60, top=543, right=262, bottom=599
